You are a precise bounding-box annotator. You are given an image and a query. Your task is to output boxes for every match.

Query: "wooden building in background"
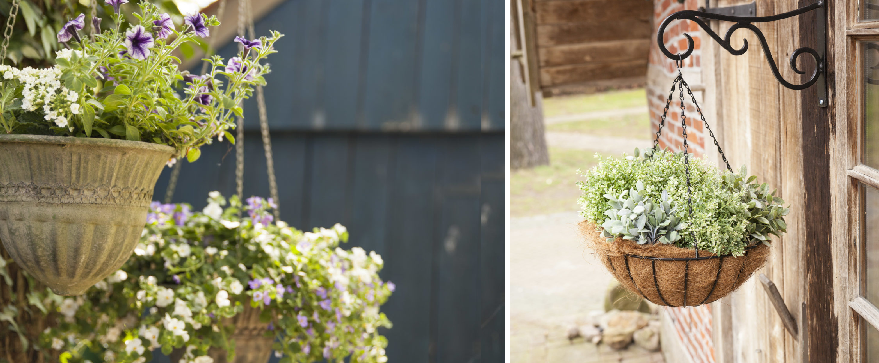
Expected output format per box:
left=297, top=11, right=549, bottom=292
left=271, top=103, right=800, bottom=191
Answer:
left=153, top=0, right=505, bottom=362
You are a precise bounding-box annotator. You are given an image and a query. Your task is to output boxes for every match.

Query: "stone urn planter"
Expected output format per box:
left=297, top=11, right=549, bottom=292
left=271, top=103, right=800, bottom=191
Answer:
left=0, top=134, right=174, bottom=295
left=171, top=304, right=274, bottom=363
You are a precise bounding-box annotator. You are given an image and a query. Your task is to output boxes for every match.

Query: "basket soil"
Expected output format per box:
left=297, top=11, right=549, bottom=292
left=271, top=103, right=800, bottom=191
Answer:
left=0, top=134, right=174, bottom=296
left=580, top=221, right=770, bottom=307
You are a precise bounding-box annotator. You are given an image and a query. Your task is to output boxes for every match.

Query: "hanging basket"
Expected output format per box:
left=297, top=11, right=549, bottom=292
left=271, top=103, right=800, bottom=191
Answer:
left=580, top=221, right=770, bottom=307
left=170, top=304, right=274, bottom=363
left=0, top=134, right=174, bottom=296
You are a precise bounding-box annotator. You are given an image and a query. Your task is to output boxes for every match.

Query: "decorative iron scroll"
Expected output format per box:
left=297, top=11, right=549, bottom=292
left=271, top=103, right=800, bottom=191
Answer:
left=657, top=1, right=826, bottom=98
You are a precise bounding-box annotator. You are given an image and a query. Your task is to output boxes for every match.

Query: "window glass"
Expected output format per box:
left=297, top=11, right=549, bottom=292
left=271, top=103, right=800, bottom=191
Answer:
left=865, top=185, right=879, bottom=361
left=864, top=42, right=879, bottom=168
left=864, top=1, right=879, bottom=21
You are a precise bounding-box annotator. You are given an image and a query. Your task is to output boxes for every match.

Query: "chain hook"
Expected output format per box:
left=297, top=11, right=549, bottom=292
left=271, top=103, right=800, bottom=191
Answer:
left=675, top=53, right=684, bottom=69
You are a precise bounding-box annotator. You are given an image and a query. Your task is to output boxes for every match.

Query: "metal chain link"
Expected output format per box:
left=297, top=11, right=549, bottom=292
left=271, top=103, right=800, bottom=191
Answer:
left=1, top=0, right=20, bottom=64
left=247, top=0, right=280, bottom=219
left=681, top=78, right=732, bottom=172
left=652, top=74, right=681, bottom=151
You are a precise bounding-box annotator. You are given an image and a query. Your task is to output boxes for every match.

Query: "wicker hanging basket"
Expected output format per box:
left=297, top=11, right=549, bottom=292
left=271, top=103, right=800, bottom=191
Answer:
left=581, top=221, right=770, bottom=307
left=170, top=304, right=274, bottom=363
left=0, top=135, right=174, bottom=295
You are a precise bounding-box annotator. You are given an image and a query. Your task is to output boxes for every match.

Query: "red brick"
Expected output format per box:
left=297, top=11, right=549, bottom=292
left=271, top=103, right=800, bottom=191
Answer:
left=693, top=36, right=701, bottom=50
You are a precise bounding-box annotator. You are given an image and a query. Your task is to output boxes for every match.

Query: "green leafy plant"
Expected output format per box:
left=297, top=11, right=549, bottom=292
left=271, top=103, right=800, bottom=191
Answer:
left=601, top=182, right=687, bottom=245
left=578, top=148, right=787, bottom=256
left=0, top=0, right=281, bottom=163
left=0, top=193, right=393, bottom=363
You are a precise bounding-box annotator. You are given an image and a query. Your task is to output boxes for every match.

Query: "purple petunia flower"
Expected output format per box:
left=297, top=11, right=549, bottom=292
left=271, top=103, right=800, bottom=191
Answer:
left=253, top=291, right=264, bottom=302
left=57, top=14, right=85, bottom=43
left=276, top=284, right=285, bottom=299
left=366, top=290, right=374, bottom=302
left=234, top=36, right=262, bottom=50
left=124, top=25, right=154, bottom=60
left=325, top=320, right=335, bottom=332
left=262, top=277, right=274, bottom=285
left=263, top=292, right=271, bottom=305
left=335, top=308, right=343, bottom=323
left=173, top=205, right=191, bottom=226
left=312, top=311, right=320, bottom=323
left=208, top=313, right=215, bottom=318
left=302, top=344, right=310, bottom=355
left=307, top=328, right=314, bottom=336
left=153, top=13, right=175, bottom=40
left=285, top=285, right=294, bottom=294
left=323, top=346, right=331, bottom=359
left=249, top=279, right=262, bottom=289
left=315, top=287, right=327, bottom=299
left=92, top=17, right=101, bottom=34
left=195, top=88, right=212, bottom=106
left=387, top=281, right=396, bottom=292
left=294, top=275, right=301, bottom=288
left=172, top=275, right=181, bottom=284
left=297, top=313, right=308, bottom=328
left=105, top=0, right=128, bottom=13
left=267, top=322, right=274, bottom=331
left=319, top=299, right=332, bottom=311
left=184, top=13, right=209, bottom=38
left=225, top=57, right=254, bottom=80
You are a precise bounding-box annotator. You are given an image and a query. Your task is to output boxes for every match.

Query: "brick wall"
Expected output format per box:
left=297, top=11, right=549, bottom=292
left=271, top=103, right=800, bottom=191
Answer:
left=648, top=1, right=715, bottom=363
left=648, top=0, right=707, bottom=157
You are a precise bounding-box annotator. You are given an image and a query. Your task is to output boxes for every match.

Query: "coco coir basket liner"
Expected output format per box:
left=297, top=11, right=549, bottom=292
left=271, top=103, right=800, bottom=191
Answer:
left=580, top=221, right=770, bottom=307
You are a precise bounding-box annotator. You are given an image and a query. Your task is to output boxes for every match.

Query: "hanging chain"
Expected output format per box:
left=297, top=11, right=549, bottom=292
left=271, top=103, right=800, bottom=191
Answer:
left=89, top=0, right=97, bottom=39
left=234, top=0, right=247, bottom=202
left=246, top=0, right=280, bottom=219
left=681, top=78, right=732, bottom=172
left=674, top=59, right=699, bottom=258
left=0, top=0, right=20, bottom=65
left=165, top=0, right=228, bottom=203
left=652, top=74, right=681, bottom=151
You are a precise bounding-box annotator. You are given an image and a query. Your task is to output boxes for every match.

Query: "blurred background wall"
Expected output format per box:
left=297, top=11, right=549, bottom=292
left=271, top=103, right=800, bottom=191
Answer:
left=155, top=0, right=506, bottom=362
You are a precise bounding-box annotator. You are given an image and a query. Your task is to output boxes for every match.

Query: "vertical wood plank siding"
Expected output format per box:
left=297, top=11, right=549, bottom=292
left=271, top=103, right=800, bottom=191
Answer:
left=155, top=0, right=505, bottom=362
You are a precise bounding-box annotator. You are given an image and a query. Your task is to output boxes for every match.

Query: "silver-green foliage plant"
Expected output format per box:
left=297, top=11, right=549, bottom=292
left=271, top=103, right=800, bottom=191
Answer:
left=600, top=182, right=687, bottom=245
left=578, top=148, right=786, bottom=256
left=723, top=165, right=790, bottom=245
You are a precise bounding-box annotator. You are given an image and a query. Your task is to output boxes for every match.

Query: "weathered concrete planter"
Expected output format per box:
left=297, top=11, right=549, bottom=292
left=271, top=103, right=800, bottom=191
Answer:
left=0, top=134, right=174, bottom=295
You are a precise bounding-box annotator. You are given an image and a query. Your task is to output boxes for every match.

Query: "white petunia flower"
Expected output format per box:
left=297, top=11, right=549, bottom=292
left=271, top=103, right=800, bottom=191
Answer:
left=58, top=298, right=79, bottom=318
left=156, top=287, right=174, bottom=307
left=51, top=337, right=64, bottom=350
left=205, top=246, right=218, bottom=255
left=125, top=338, right=145, bottom=355
left=70, top=103, right=80, bottom=114
left=173, top=299, right=192, bottom=319
left=203, top=202, right=222, bottom=220
left=163, top=314, right=186, bottom=336
left=193, top=356, right=214, bottom=363
left=229, top=280, right=243, bottom=294
left=208, top=191, right=220, bottom=199
left=216, top=290, right=230, bottom=307
left=221, top=220, right=240, bottom=229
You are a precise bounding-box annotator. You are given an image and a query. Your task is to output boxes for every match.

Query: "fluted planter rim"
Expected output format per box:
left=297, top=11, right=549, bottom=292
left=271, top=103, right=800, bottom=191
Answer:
left=0, top=134, right=177, bottom=154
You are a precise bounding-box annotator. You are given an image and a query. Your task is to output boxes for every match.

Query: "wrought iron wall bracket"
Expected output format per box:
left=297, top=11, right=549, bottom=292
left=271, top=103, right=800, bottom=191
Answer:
left=658, top=1, right=827, bottom=107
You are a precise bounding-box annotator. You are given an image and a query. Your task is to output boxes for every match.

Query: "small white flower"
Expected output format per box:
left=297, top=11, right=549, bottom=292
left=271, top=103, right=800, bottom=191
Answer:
left=110, top=270, right=127, bottom=283
left=193, top=291, right=207, bottom=310
left=54, top=116, right=68, bottom=128
left=205, top=246, right=218, bottom=255
left=203, top=202, right=222, bottom=220
left=125, top=338, right=145, bottom=355
left=145, top=276, right=157, bottom=286
left=208, top=191, right=220, bottom=199
left=51, top=337, right=64, bottom=350
left=70, top=103, right=80, bottom=114
left=156, top=287, right=175, bottom=307
left=163, top=314, right=186, bottom=336
left=3, top=71, right=12, bottom=79
left=229, top=280, right=244, bottom=294
left=173, top=299, right=192, bottom=319
left=216, top=290, right=230, bottom=307
left=370, top=251, right=384, bottom=265
left=104, top=351, right=115, bottom=362
left=281, top=266, right=293, bottom=273
left=193, top=356, right=214, bottom=363
left=221, top=220, right=240, bottom=229
left=59, top=298, right=79, bottom=318
left=106, top=327, right=121, bottom=343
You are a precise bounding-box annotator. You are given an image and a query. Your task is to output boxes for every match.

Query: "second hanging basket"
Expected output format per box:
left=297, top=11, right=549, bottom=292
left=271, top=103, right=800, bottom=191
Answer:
left=580, top=221, right=770, bottom=307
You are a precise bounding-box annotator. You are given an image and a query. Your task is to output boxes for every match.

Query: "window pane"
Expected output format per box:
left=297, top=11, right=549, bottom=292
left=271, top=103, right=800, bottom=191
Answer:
left=864, top=1, right=879, bottom=21
left=866, top=186, right=879, bottom=361
left=864, top=42, right=879, bottom=168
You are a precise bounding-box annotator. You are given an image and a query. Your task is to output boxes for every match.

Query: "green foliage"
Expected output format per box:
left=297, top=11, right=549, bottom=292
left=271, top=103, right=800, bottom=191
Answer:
left=0, top=0, right=182, bottom=67
left=0, top=1, right=281, bottom=161
left=600, top=182, right=687, bottom=245
left=0, top=193, right=393, bottom=363
left=578, top=148, right=787, bottom=256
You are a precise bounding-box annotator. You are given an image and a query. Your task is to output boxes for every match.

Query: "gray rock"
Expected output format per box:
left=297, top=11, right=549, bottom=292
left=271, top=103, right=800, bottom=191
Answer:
left=567, top=326, right=581, bottom=342
left=579, top=325, right=601, bottom=341
left=633, top=326, right=661, bottom=351
left=604, top=281, right=651, bottom=313
left=601, top=310, right=650, bottom=350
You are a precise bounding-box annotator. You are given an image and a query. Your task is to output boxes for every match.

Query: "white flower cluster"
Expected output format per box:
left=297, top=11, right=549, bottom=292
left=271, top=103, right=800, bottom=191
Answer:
left=0, top=64, right=80, bottom=128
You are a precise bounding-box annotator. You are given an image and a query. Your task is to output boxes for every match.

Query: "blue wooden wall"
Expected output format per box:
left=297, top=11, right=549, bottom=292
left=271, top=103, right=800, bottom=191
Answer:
left=153, top=0, right=505, bottom=362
